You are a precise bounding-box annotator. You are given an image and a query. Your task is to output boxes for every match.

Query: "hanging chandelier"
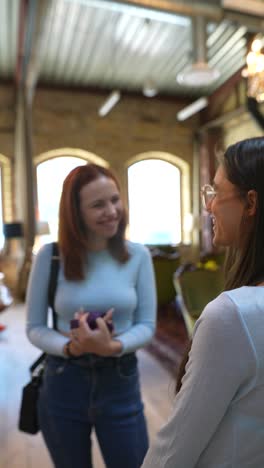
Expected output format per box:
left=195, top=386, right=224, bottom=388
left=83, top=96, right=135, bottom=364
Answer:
left=242, top=35, right=264, bottom=103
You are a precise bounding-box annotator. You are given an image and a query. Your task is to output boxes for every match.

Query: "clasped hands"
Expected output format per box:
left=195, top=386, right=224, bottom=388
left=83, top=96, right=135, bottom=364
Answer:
left=69, top=308, right=122, bottom=357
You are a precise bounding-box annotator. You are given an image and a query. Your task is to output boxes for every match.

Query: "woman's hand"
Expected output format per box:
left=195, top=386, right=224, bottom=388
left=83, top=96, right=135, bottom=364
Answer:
left=70, top=308, right=122, bottom=356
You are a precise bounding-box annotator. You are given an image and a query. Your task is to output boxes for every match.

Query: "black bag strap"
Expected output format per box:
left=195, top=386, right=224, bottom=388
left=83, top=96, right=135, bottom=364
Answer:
left=48, top=242, right=60, bottom=330
left=30, top=353, right=46, bottom=373
left=30, top=242, right=60, bottom=374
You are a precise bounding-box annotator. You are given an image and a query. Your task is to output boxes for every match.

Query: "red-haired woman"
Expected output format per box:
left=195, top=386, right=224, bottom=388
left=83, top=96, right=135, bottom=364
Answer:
left=26, top=163, right=157, bottom=468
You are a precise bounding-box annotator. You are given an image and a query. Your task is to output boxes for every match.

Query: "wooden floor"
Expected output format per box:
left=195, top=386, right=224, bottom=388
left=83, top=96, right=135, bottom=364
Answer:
left=0, top=304, right=174, bottom=468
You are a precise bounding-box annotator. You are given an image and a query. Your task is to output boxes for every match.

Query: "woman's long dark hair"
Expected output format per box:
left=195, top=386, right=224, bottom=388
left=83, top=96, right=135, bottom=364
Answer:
left=176, top=137, right=264, bottom=393
left=58, top=163, right=129, bottom=280
left=223, top=137, right=264, bottom=289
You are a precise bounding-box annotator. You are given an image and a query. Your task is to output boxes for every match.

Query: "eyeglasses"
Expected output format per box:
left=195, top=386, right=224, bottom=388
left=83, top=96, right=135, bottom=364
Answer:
left=200, top=184, right=217, bottom=209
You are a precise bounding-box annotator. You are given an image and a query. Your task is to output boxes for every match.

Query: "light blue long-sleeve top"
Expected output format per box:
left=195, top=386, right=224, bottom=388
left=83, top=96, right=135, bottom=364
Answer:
left=142, top=286, right=264, bottom=468
left=26, top=241, right=157, bottom=357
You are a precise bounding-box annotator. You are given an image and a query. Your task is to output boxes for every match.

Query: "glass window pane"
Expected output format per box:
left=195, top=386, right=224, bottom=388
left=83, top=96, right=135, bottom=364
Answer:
left=128, top=160, right=181, bottom=245
left=36, top=157, right=86, bottom=243
left=0, top=167, right=4, bottom=249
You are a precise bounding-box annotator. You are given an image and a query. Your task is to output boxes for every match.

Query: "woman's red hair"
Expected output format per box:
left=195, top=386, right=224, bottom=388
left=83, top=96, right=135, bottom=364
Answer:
left=58, top=163, right=129, bottom=280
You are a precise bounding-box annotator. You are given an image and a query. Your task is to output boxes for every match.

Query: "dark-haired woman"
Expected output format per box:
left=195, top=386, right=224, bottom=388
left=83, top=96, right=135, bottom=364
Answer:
left=26, top=163, right=157, bottom=468
left=142, top=137, right=264, bottom=468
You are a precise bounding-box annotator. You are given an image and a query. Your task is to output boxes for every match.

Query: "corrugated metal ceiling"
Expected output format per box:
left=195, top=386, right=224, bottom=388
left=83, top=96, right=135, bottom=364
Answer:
left=0, top=0, right=262, bottom=98
left=36, top=0, right=248, bottom=98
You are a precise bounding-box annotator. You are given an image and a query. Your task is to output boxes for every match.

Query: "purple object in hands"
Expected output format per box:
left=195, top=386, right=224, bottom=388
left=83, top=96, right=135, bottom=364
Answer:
left=70, top=311, right=113, bottom=332
left=70, top=318, right=79, bottom=329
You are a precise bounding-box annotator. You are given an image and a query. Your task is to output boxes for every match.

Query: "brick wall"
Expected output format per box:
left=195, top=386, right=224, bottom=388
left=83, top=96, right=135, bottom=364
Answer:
left=0, top=84, right=15, bottom=158
left=0, top=83, right=199, bottom=223
left=31, top=87, right=199, bottom=231
left=32, top=87, right=197, bottom=168
left=223, top=112, right=263, bottom=147
left=0, top=84, right=15, bottom=220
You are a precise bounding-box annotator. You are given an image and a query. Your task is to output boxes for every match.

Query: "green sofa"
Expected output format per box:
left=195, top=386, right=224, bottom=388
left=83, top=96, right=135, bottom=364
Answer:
left=173, top=264, right=224, bottom=337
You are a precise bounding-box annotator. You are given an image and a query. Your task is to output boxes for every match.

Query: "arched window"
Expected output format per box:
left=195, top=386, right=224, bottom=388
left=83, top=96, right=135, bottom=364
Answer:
left=128, top=159, right=182, bottom=245
left=0, top=167, right=4, bottom=249
left=36, top=156, right=87, bottom=242
left=0, top=154, right=12, bottom=249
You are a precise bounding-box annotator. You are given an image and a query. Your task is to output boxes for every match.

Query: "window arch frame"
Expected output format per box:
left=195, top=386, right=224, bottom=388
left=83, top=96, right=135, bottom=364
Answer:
left=34, top=147, right=109, bottom=167
left=126, top=151, right=191, bottom=244
left=34, top=148, right=109, bottom=242
left=0, top=153, right=12, bottom=222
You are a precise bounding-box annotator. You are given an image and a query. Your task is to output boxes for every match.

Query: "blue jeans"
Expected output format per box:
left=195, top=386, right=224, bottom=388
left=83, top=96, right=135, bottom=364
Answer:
left=38, top=353, right=149, bottom=468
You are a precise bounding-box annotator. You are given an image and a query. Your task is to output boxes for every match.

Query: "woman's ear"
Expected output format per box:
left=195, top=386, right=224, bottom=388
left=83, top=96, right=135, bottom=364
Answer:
left=246, top=189, right=258, bottom=216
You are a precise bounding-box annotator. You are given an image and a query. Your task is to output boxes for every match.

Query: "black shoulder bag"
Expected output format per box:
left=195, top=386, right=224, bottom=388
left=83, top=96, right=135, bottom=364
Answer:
left=18, top=242, right=60, bottom=434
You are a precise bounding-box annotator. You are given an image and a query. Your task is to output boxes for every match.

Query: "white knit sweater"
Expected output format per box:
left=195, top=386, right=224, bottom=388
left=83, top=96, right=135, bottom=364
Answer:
left=142, top=287, right=264, bottom=468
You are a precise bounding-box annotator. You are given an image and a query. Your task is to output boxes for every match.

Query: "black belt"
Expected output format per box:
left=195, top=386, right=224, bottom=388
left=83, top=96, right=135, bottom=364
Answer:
left=69, top=352, right=136, bottom=369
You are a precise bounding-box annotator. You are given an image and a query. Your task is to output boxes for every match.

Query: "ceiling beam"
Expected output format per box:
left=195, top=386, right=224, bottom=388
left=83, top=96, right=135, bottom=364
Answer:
left=109, top=0, right=223, bottom=19
left=15, top=0, right=53, bottom=102
left=72, top=0, right=223, bottom=21
left=224, top=11, right=264, bottom=33
left=222, top=0, right=264, bottom=17
left=25, top=0, right=53, bottom=100
left=16, top=0, right=28, bottom=86
left=199, top=105, right=246, bottom=132
left=202, top=68, right=245, bottom=121
left=70, top=0, right=264, bottom=32
left=22, top=0, right=39, bottom=88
